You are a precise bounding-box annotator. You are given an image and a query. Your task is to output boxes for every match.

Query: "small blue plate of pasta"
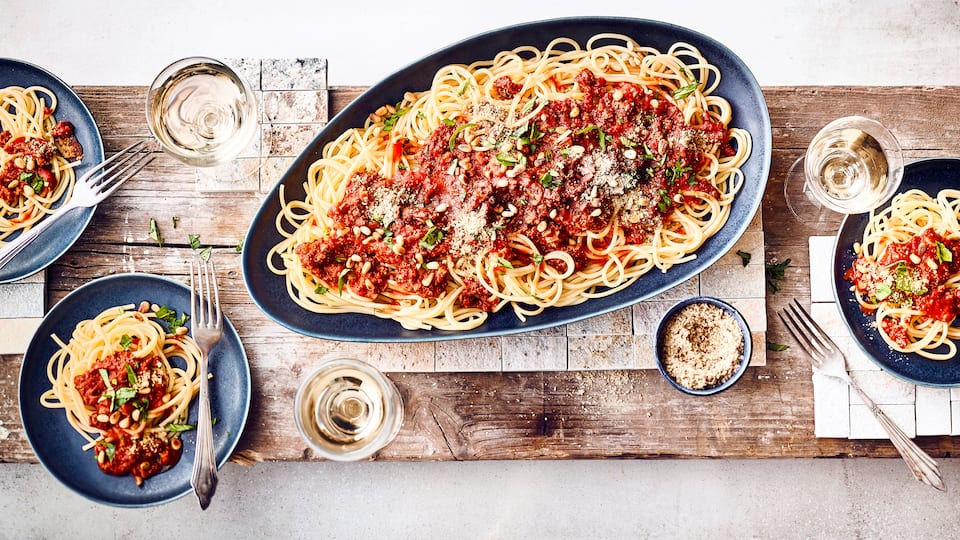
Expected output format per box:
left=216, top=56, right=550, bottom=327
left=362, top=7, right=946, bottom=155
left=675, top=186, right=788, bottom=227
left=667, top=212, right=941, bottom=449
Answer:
left=834, top=158, right=960, bottom=387
left=0, top=59, right=104, bottom=284
left=18, top=272, right=251, bottom=507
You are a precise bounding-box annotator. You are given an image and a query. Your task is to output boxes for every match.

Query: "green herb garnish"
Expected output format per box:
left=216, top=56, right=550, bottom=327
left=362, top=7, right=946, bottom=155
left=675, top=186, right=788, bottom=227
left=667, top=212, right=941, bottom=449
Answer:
left=448, top=123, right=476, bottom=151
left=419, top=227, right=444, bottom=250
left=539, top=171, right=560, bottom=190
left=765, top=258, right=792, bottom=293
left=736, top=250, right=751, bottom=267
left=766, top=341, right=789, bottom=352
left=382, top=105, right=409, bottom=132
left=672, top=81, right=699, bottom=100
left=119, top=334, right=133, bottom=351
left=188, top=234, right=201, bottom=250
left=936, top=241, right=953, bottom=263
left=314, top=285, right=328, bottom=295
left=149, top=218, right=162, bottom=247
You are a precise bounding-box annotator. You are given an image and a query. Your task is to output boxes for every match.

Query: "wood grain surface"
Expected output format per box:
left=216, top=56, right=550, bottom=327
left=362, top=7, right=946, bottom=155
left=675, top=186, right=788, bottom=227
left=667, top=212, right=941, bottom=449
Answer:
left=3, top=86, right=960, bottom=463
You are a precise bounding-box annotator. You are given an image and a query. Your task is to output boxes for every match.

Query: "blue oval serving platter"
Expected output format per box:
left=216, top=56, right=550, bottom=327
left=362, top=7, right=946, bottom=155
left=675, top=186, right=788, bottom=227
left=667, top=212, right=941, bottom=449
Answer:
left=242, top=17, right=772, bottom=342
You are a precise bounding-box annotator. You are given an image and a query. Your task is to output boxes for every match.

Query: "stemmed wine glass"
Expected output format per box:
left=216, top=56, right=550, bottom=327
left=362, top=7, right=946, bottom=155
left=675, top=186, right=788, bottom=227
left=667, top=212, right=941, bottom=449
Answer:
left=146, top=57, right=260, bottom=187
left=784, top=115, right=904, bottom=225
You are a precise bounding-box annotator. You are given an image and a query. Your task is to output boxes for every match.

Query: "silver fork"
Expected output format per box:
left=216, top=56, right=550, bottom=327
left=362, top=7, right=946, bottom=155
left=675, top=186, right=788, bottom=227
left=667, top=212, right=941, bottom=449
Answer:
left=189, top=256, right=223, bottom=510
left=0, top=140, right=154, bottom=269
left=779, top=298, right=945, bottom=492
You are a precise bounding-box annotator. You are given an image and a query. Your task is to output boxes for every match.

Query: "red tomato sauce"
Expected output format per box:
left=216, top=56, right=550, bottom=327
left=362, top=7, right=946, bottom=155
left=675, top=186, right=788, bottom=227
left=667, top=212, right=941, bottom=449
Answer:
left=845, top=228, right=960, bottom=347
left=0, top=120, right=82, bottom=205
left=297, top=69, right=733, bottom=311
left=74, top=349, right=183, bottom=485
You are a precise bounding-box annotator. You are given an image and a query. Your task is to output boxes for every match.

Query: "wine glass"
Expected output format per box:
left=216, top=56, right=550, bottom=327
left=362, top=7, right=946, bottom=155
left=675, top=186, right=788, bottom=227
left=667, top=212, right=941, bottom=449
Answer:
left=146, top=57, right=261, bottom=188
left=294, top=358, right=404, bottom=461
left=784, top=116, right=904, bottom=225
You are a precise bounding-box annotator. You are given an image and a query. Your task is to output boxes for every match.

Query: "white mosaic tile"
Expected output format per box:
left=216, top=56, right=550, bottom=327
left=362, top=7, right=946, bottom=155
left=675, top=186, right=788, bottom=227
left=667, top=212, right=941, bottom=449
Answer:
left=808, top=236, right=836, bottom=303
left=813, top=372, right=850, bottom=438
left=916, top=386, right=952, bottom=436
left=849, top=403, right=916, bottom=439
left=435, top=338, right=500, bottom=372
left=0, top=317, right=43, bottom=355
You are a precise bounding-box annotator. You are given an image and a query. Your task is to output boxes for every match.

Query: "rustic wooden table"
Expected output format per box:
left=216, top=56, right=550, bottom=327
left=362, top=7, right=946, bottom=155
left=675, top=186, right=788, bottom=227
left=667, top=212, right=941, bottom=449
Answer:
left=3, top=86, right=960, bottom=463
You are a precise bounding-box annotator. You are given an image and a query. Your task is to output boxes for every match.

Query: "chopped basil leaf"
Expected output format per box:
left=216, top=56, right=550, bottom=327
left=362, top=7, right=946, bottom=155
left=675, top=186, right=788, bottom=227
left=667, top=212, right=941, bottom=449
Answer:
left=457, top=79, right=471, bottom=96
left=874, top=283, right=892, bottom=301
left=235, top=239, right=244, bottom=252
left=497, top=257, right=514, bottom=269
left=765, top=258, right=792, bottom=293
left=199, top=246, right=212, bottom=262
left=119, top=334, right=133, bottom=351
left=99, top=440, right=116, bottom=461
left=936, top=241, right=953, bottom=263
left=156, top=305, right=189, bottom=332
left=672, top=81, right=699, bottom=100
left=495, top=153, right=518, bottom=166
left=736, top=250, right=751, bottom=267
left=314, top=285, right=328, bottom=295
left=416, top=111, right=426, bottom=120
left=125, top=363, right=138, bottom=386
left=442, top=118, right=456, bottom=126
left=532, top=254, right=545, bottom=265
left=382, top=105, right=409, bottom=133
left=188, top=234, right=201, bottom=250
left=149, top=218, right=162, bottom=247
left=539, top=171, right=560, bottom=190
left=171, top=216, right=180, bottom=229
left=766, top=341, right=789, bottom=352
left=166, top=422, right=196, bottom=433
left=337, top=268, right=350, bottom=295
left=419, top=227, right=444, bottom=250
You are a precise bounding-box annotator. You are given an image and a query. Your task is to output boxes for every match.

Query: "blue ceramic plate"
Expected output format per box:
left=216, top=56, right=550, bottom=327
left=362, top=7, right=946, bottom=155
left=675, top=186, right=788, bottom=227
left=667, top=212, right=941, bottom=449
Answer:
left=0, top=59, right=104, bottom=284
left=833, top=158, right=960, bottom=387
left=654, top=296, right=752, bottom=395
left=243, top=17, right=772, bottom=342
left=18, top=273, right=251, bottom=507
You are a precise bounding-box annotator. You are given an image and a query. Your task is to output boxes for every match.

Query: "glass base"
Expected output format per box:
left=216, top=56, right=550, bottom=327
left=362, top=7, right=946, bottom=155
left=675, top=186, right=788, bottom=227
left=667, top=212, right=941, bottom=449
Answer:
left=194, top=157, right=263, bottom=193
left=783, top=156, right=840, bottom=228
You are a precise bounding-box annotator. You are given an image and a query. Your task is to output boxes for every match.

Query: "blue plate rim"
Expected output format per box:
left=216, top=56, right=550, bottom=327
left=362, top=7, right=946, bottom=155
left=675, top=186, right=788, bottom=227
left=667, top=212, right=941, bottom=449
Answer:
left=0, top=58, right=105, bottom=284
left=833, top=157, right=960, bottom=387
left=18, top=272, right=251, bottom=507
left=242, top=16, right=772, bottom=342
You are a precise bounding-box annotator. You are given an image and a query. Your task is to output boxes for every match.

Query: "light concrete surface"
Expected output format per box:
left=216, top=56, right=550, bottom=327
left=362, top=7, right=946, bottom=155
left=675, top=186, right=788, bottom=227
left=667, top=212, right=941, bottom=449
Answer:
left=2, top=459, right=960, bottom=538
left=5, top=1, right=960, bottom=538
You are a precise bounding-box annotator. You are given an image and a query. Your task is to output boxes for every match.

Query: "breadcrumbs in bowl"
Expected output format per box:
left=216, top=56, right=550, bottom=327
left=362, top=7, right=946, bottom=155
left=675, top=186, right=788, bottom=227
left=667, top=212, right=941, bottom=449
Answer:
left=654, top=296, right=752, bottom=396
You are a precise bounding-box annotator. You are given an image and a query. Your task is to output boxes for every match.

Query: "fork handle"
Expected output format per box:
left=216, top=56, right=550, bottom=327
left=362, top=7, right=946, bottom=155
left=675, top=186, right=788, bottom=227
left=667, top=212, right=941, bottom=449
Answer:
left=190, top=352, right=219, bottom=509
left=0, top=201, right=78, bottom=270
left=848, top=380, right=945, bottom=491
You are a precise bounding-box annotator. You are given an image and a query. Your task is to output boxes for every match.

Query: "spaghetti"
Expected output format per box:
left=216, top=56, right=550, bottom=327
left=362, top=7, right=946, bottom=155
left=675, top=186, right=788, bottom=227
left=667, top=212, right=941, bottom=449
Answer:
left=41, top=302, right=201, bottom=485
left=845, top=189, right=960, bottom=360
left=0, top=84, right=83, bottom=244
left=270, top=36, right=752, bottom=330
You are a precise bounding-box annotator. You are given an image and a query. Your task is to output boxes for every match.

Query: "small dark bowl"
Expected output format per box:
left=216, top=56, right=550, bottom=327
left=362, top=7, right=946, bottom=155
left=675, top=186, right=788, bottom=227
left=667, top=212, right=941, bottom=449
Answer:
left=654, top=296, right=752, bottom=396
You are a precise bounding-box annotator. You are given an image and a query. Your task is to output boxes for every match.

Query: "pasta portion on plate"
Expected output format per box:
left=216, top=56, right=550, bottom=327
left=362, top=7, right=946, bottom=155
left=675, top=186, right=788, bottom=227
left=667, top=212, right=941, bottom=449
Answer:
left=40, top=302, right=201, bottom=485
left=846, top=188, right=960, bottom=360
left=0, top=84, right=83, bottom=244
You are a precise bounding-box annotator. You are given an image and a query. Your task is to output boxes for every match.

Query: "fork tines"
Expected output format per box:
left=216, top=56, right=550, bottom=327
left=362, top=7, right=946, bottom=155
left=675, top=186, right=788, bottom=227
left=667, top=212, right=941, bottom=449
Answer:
left=778, top=299, right=839, bottom=361
left=88, top=141, right=155, bottom=198
left=189, top=258, right=221, bottom=330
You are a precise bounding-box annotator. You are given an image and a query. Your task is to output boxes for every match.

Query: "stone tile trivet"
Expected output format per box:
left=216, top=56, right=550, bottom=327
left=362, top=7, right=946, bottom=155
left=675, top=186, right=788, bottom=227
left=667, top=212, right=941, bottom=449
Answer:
left=0, top=270, right=45, bottom=355
left=808, top=236, right=956, bottom=439
left=195, top=58, right=329, bottom=193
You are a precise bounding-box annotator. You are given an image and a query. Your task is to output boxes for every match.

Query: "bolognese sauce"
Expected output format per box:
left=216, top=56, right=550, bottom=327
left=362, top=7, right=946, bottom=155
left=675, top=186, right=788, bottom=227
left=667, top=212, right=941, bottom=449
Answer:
left=296, top=69, right=732, bottom=310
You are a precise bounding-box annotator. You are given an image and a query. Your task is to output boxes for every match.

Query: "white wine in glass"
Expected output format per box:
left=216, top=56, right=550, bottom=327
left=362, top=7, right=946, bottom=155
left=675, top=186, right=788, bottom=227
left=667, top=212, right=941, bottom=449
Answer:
left=294, top=358, right=404, bottom=461
left=146, top=57, right=258, bottom=168
left=784, top=116, right=903, bottom=224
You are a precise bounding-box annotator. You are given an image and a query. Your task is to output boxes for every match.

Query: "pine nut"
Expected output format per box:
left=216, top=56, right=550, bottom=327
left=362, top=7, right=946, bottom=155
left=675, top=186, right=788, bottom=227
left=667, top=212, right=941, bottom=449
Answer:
left=425, top=261, right=440, bottom=270
left=436, top=203, right=448, bottom=213
left=910, top=254, right=922, bottom=264
left=537, top=221, right=547, bottom=232
left=132, top=408, right=141, bottom=421
left=569, top=105, right=580, bottom=118
left=361, top=261, right=372, bottom=274
left=623, top=148, right=637, bottom=160
left=97, top=414, right=110, bottom=423
left=13, top=157, right=24, bottom=169
left=590, top=208, right=602, bottom=217
left=496, top=179, right=509, bottom=188
left=119, top=417, right=130, bottom=429
left=421, top=273, right=434, bottom=287
left=359, top=225, right=372, bottom=236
